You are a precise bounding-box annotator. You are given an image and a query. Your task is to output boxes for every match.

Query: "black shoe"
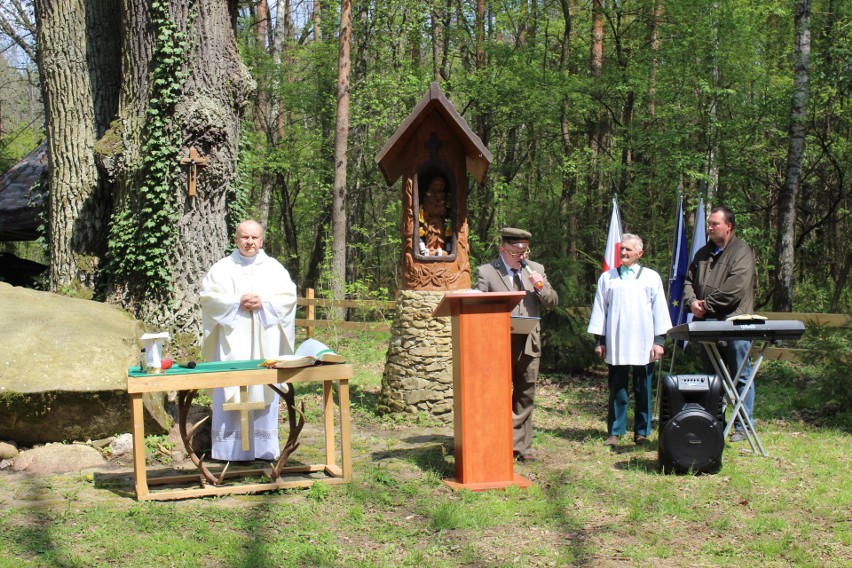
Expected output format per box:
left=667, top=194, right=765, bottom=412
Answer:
left=730, top=431, right=747, bottom=443
left=634, top=434, right=649, bottom=446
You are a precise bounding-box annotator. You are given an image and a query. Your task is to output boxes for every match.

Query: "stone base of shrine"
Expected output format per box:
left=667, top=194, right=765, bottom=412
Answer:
left=379, top=290, right=453, bottom=422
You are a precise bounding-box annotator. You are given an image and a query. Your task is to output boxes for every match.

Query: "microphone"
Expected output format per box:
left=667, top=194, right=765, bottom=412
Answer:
left=520, top=260, right=544, bottom=291
left=176, top=360, right=197, bottom=369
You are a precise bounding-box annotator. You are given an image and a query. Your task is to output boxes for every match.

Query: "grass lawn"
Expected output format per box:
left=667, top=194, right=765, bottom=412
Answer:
left=0, top=330, right=849, bottom=567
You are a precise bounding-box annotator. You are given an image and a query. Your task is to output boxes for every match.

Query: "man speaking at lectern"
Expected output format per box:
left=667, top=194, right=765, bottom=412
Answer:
left=474, top=227, right=559, bottom=461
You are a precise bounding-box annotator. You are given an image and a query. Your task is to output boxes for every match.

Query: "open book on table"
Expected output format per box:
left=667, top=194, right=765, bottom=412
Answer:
left=260, top=338, right=346, bottom=368
left=726, top=313, right=768, bottom=322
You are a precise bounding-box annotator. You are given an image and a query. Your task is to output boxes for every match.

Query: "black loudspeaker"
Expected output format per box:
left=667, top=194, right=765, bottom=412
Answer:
left=658, top=374, right=725, bottom=474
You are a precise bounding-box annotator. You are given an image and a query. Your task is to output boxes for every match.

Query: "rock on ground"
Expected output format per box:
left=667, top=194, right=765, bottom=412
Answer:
left=11, top=443, right=107, bottom=475
left=0, top=440, right=18, bottom=459
left=109, top=433, right=134, bottom=458
left=0, top=282, right=144, bottom=444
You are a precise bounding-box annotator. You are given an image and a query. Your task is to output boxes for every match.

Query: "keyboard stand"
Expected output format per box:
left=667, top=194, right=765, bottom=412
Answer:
left=700, top=340, right=770, bottom=456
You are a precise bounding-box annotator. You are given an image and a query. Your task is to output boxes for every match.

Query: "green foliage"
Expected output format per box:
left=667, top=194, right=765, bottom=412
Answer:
left=105, top=1, right=192, bottom=296
left=228, top=1, right=849, bottom=318
left=0, top=126, right=42, bottom=173
left=144, top=434, right=174, bottom=465
left=794, top=324, right=852, bottom=428
left=306, top=480, right=331, bottom=502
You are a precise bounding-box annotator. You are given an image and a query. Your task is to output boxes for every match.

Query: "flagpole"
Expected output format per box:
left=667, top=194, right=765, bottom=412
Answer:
left=657, top=186, right=687, bottom=421
left=666, top=190, right=685, bottom=364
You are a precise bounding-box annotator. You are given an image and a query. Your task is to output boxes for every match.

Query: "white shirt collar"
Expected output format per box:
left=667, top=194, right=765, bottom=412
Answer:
left=237, top=252, right=259, bottom=265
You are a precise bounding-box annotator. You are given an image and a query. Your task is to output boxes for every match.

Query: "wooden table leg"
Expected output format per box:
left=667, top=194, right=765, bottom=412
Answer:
left=339, top=379, right=352, bottom=482
left=130, top=393, right=149, bottom=499
left=323, top=380, right=336, bottom=468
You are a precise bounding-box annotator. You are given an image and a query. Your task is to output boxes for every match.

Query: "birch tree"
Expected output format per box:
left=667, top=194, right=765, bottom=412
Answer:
left=773, top=0, right=812, bottom=311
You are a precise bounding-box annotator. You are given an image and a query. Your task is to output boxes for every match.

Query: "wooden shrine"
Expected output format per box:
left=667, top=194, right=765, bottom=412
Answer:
left=375, top=82, right=492, bottom=291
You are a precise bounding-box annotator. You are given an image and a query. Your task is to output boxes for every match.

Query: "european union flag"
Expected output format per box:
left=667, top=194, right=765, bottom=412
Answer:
left=668, top=194, right=689, bottom=326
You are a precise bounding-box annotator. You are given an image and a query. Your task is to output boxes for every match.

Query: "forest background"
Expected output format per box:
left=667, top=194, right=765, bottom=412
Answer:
left=0, top=0, right=849, bottom=355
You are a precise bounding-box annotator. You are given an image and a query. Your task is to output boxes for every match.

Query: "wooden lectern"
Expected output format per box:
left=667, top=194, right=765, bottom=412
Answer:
left=433, top=291, right=532, bottom=491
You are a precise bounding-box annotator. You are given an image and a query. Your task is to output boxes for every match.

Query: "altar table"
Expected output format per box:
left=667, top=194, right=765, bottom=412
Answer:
left=126, top=360, right=353, bottom=501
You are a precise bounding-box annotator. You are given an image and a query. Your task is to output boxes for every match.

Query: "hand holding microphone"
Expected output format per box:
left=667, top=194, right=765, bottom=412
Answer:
left=520, top=260, right=544, bottom=292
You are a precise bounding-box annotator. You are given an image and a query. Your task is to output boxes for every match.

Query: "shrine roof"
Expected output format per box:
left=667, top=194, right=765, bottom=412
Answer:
left=375, top=82, right=492, bottom=186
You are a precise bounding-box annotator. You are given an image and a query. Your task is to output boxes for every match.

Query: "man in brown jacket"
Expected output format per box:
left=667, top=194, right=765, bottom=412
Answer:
left=683, top=206, right=756, bottom=442
left=474, top=227, right=559, bottom=460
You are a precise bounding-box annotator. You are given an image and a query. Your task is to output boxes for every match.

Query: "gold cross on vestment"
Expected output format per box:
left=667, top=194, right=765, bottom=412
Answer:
left=178, top=147, right=209, bottom=197
left=221, top=386, right=267, bottom=451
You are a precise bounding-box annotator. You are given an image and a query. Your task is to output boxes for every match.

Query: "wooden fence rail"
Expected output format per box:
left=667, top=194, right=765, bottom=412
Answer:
left=295, top=289, right=848, bottom=360
left=296, top=288, right=396, bottom=336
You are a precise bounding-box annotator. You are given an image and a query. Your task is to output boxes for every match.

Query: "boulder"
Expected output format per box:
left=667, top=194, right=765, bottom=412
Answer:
left=0, top=253, right=47, bottom=288
left=11, top=443, right=106, bottom=474
left=0, top=283, right=166, bottom=444
left=0, top=143, right=47, bottom=241
left=0, top=440, right=18, bottom=459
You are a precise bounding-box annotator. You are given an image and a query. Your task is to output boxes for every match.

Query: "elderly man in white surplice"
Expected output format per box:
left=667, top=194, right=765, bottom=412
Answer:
left=200, top=220, right=298, bottom=461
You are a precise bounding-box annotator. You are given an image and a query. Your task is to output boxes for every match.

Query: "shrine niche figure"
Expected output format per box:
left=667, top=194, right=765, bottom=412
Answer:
left=418, top=175, right=453, bottom=257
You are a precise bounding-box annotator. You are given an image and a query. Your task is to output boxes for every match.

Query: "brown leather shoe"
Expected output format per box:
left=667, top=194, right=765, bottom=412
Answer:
left=634, top=434, right=649, bottom=446
left=604, top=435, right=619, bottom=447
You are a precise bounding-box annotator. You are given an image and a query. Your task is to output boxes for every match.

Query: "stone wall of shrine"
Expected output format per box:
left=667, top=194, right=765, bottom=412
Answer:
left=378, top=290, right=453, bottom=422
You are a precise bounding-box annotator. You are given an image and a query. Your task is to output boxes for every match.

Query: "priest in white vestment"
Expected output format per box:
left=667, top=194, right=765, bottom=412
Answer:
left=588, top=233, right=672, bottom=448
left=200, top=220, right=297, bottom=461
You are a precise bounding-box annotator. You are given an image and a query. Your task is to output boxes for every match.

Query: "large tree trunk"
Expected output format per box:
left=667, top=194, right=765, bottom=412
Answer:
left=773, top=0, right=811, bottom=311
left=36, top=0, right=250, bottom=333
left=169, top=1, right=254, bottom=332
left=35, top=0, right=119, bottom=295
left=95, top=0, right=253, bottom=334
left=330, top=0, right=352, bottom=318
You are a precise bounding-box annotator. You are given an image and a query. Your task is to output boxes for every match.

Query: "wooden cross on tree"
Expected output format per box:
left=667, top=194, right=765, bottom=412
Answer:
left=178, top=147, right=209, bottom=197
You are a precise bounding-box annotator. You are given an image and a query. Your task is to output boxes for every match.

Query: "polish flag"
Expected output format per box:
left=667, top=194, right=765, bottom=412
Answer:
left=603, top=197, right=623, bottom=272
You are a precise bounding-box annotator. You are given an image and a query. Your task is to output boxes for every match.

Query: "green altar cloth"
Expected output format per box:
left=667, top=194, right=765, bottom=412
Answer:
left=127, top=359, right=267, bottom=378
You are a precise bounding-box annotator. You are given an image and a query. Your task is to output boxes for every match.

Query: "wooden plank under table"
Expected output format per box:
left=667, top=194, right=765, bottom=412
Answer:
left=127, top=361, right=353, bottom=501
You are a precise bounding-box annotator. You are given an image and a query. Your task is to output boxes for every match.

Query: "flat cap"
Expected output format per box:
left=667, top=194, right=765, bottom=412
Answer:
left=500, top=227, right=532, bottom=241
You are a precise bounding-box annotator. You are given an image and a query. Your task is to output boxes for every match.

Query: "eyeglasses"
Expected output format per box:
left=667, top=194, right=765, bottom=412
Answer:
left=504, top=248, right=530, bottom=258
